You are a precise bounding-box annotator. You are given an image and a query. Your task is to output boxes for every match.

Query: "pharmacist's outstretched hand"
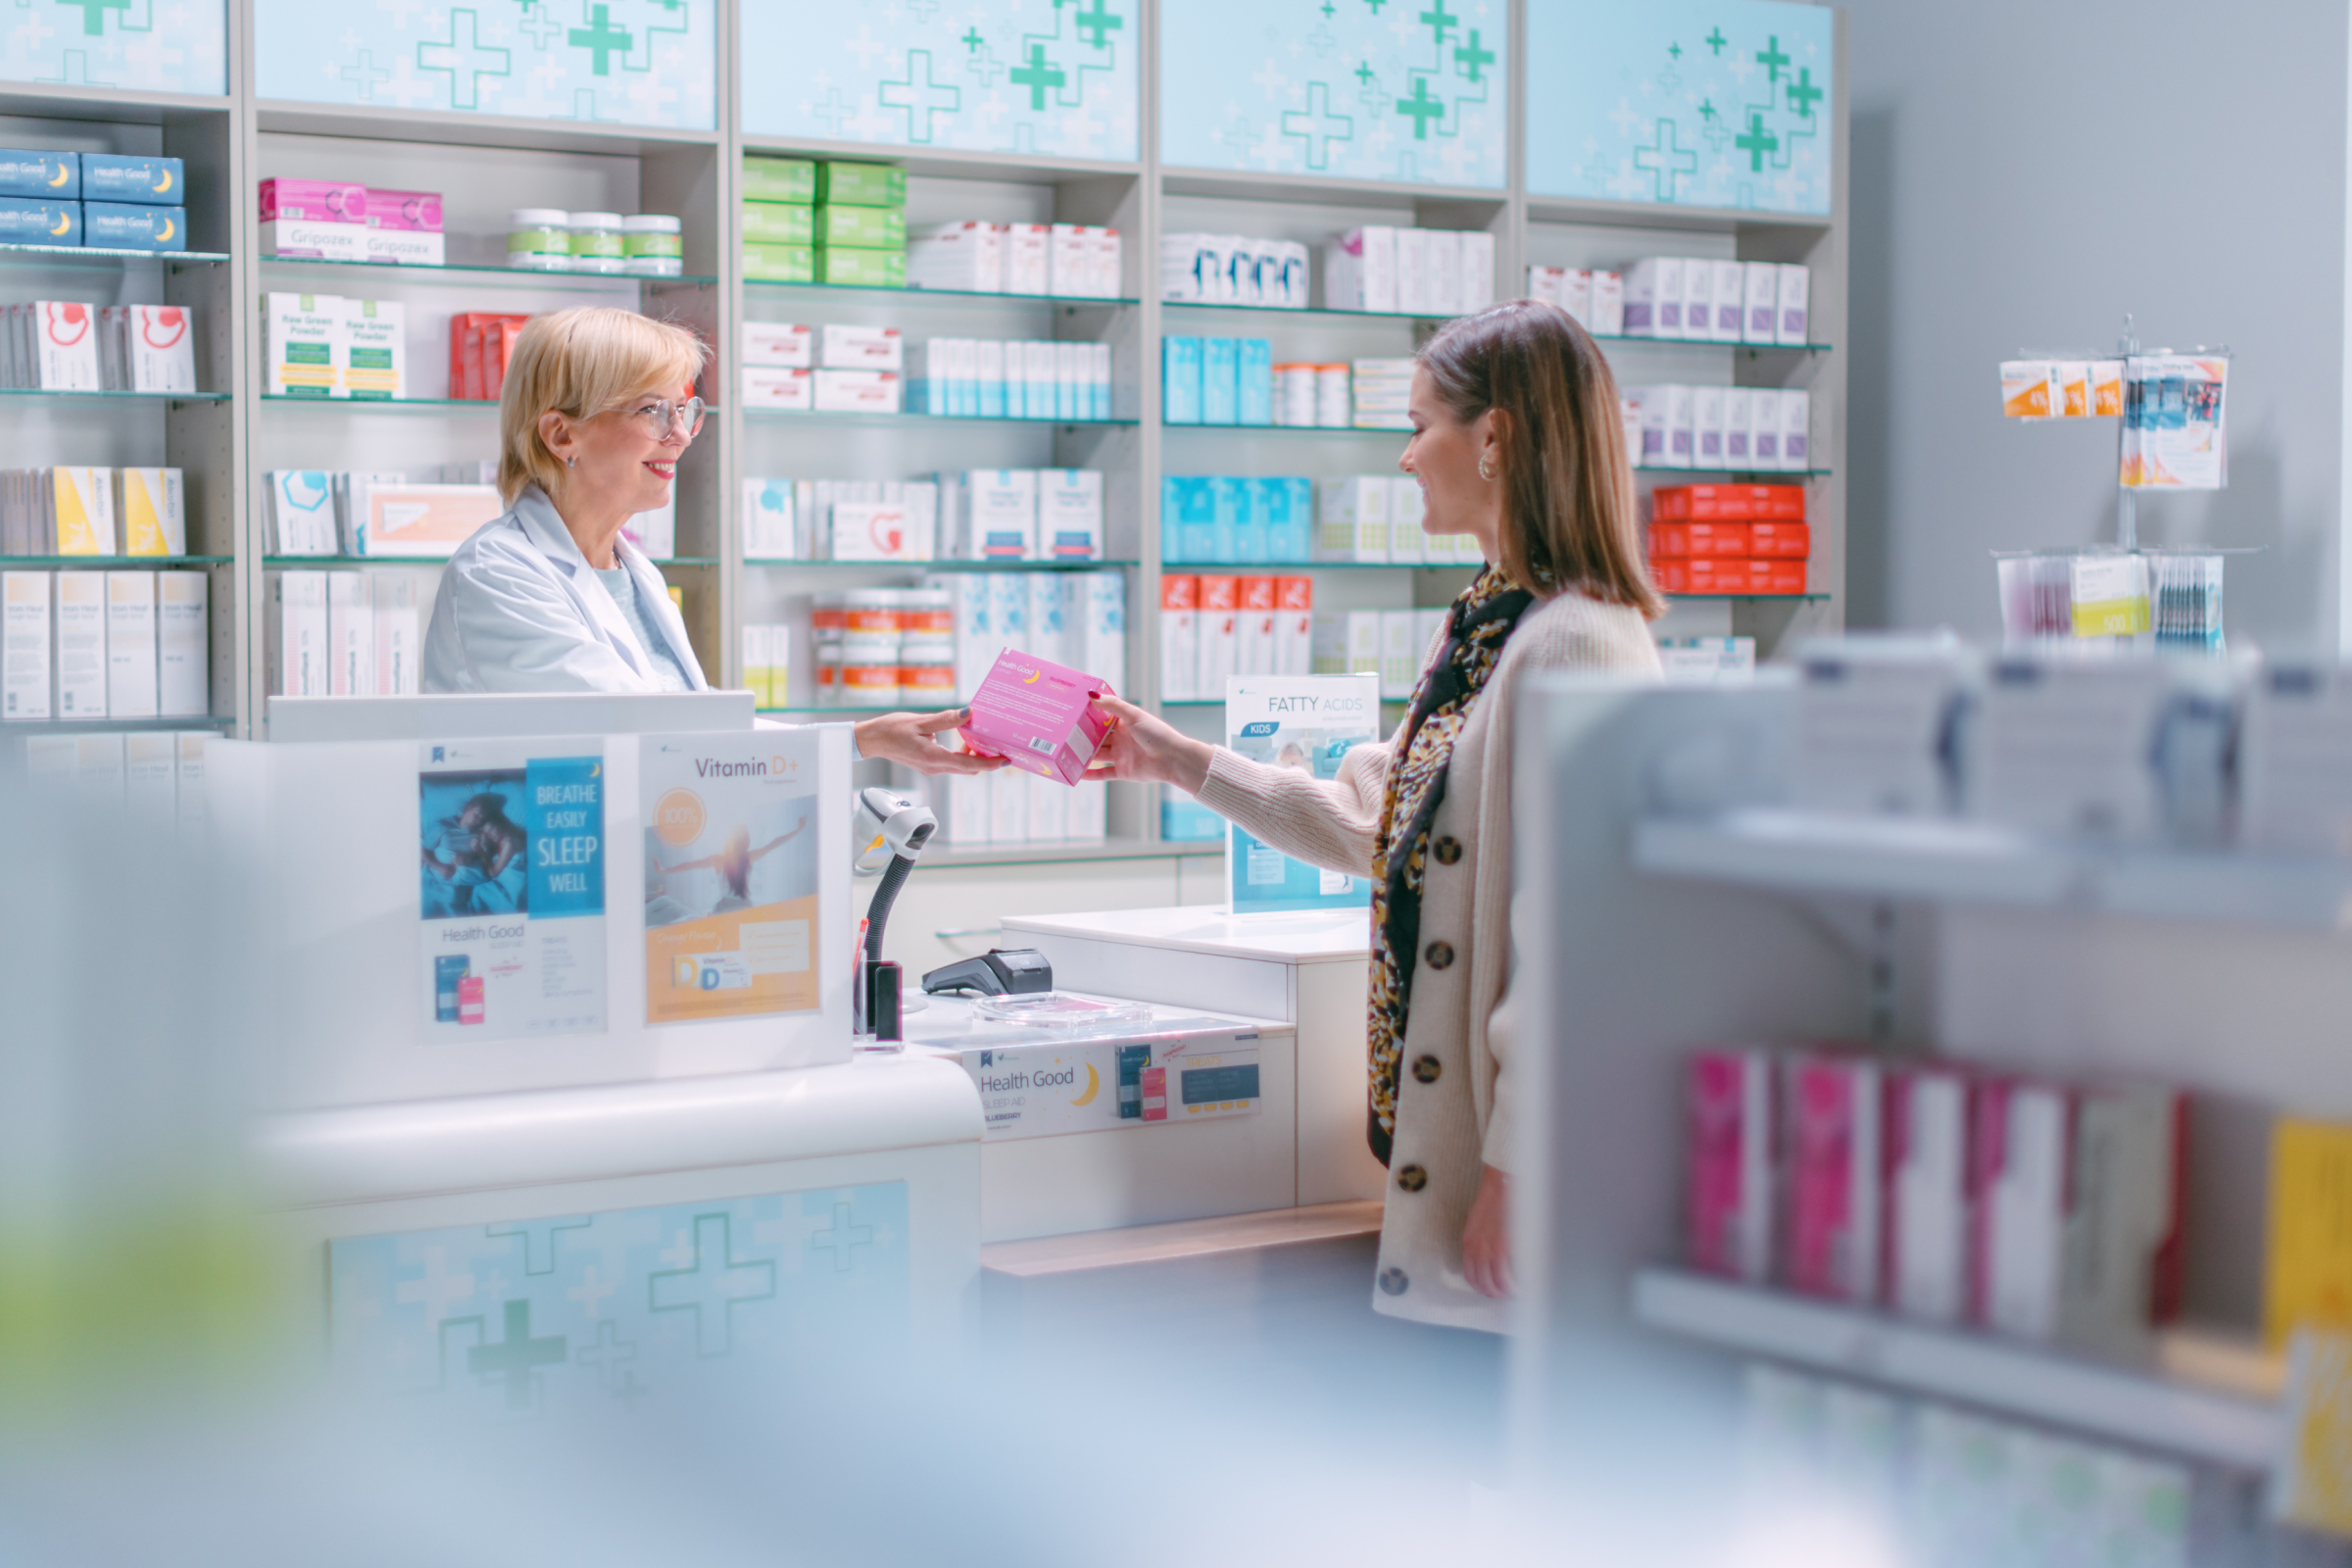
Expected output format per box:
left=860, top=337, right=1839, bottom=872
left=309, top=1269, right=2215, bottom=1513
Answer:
left=1088, top=694, right=1215, bottom=795
left=855, top=710, right=1007, bottom=776
left=1461, top=1164, right=1513, bottom=1299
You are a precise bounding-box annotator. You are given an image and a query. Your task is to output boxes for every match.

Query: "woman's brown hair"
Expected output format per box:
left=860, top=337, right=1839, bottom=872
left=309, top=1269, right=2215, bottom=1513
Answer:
left=1415, top=299, right=1665, bottom=617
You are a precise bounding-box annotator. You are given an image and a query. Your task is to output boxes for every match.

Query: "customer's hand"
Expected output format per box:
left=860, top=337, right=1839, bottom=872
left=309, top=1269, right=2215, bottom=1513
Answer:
left=1088, top=694, right=1215, bottom=794
left=1462, top=1163, right=1513, bottom=1299
left=853, top=709, right=1007, bottom=776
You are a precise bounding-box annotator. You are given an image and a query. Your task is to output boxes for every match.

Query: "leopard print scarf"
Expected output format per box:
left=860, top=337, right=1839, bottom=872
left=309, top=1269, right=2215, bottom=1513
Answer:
left=1365, top=565, right=1535, bottom=1166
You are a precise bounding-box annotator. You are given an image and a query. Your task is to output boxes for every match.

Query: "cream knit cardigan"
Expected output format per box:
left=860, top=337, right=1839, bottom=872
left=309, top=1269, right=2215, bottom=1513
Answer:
left=1197, top=588, right=1661, bottom=1333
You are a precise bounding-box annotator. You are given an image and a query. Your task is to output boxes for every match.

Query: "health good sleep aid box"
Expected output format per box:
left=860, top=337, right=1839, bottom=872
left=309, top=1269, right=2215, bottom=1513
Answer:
left=958, top=648, right=1113, bottom=786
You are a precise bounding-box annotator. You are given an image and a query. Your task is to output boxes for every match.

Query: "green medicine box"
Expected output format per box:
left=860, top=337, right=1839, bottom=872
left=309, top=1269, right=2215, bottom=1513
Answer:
left=815, top=161, right=906, bottom=209
left=813, top=246, right=906, bottom=287
left=740, top=202, right=815, bottom=246
left=742, top=242, right=815, bottom=283
left=812, top=204, right=906, bottom=249
left=741, top=157, right=816, bottom=205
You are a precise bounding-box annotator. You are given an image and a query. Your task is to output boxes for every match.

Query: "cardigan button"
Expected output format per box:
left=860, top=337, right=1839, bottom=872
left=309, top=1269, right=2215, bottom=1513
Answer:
left=1412, top=1054, right=1442, bottom=1084
left=1425, top=941, right=1454, bottom=970
left=1434, top=836, right=1462, bottom=865
left=1396, top=1164, right=1428, bottom=1193
left=1378, top=1266, right=1409, bottom=1297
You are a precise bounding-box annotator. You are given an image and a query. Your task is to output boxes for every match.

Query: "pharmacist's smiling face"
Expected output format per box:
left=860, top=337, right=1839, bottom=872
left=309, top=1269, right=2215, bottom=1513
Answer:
left=570, top=389, right=693, bottom=516
left=1400, top=367, right=1500, bottom=563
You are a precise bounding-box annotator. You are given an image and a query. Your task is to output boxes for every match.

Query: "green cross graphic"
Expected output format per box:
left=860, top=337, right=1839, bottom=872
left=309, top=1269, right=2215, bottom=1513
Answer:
left=961, top=24, right=983, bottom=51
left=1419, top=0, right=1455, bottom=47
left=1735, top=110, right=1778, bottom=172
left=1633, top=119, right=1698, bottom=200
left=1354, top=59, right=1375, bottom=84
left=467, top=1300, right=565, bottom=1410
left=575, top=1319, right=636, bottom=1389
left=1280, top=78, right=1353, bottom=169
left=1363, top=0, right=1385, bottom=12
left=810, top=1202, right=875, bottom=1272
left=516, top=2, right=563, bottom=48
left=1322, top=0, right=1335, bottom=13
left=650, top=1213, right=776, bottom=1355
left=417, top=9, right=511, bottom=111
left=1698, top=98, right=1716, bottom=120
left=1786, top=67, right=1822, bottom=119
left=1705, top=27, right=1727, bottom=54
left=880, top=47, right=960, bottom=143
left=568, top=3, right=632, bottom=74
left=56, top=0, right=125, bottom=37
left=1668, top=41, right=1681, bottom=59
left=1072, top=0, right=1120, bottom=50
left=1454, top=27, right=1494, bottom=83
left=1009, top=41, right=1063, bottom=110
left=1395, top=74, right=1444, bottom=139
left=1756, top=34, right=1789, bottom=82
left=487, top=1215, right=592, bottom=1274
left=342, top=49, right=391, bottom=97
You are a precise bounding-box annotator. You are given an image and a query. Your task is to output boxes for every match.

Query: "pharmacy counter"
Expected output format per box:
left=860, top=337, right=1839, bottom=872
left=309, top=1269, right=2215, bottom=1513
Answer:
left=256, top=1053, right=982, bottom=1409
left=999, top=906, right=1384, bottom=1207
left=906, top=991, right=1298, bottom=1244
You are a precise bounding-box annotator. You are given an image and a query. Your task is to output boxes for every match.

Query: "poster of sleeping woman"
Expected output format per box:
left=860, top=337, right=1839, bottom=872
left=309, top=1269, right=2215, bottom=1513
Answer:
left=417, top=738, right=608, bottom=1041
left=639, top=730, right=820, bottom=1025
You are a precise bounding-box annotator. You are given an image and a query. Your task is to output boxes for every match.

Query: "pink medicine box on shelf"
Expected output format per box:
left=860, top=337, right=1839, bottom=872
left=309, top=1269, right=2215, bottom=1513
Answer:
left=258, top=178, right=367, bottom=224
left=959, top=649, right=1114, bottom=785
left=366, top=189, right=443, bottom=232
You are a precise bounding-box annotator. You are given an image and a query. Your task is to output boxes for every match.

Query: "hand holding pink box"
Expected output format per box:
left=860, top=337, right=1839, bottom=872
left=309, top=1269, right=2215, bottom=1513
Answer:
left=958, top=649, right=1114, bottom=785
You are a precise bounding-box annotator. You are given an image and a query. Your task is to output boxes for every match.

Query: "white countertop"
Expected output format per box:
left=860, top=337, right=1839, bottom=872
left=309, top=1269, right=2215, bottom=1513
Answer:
left=903, top=989, right=1291, bottom=1050
left=1001, top=905, right=1373, bottom=961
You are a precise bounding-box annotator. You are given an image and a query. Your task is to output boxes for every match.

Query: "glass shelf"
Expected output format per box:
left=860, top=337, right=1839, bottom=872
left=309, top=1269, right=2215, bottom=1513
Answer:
left=264, top=555, right=713, bottom=567
left=746, top=558, right=1138, bottom=571
left=1163, top=561, right=1476, bottom=571
left=1, top=554, right=229, bottom=566
left=1640, top=466, right=1834, bottom=478
left=1160, top=300, right=1456, bottom=324
left=0, top=241, right=228, bottom=268
left=1592, top=334, right=1833, bottom=354
left=0, top=387, right=227, bottom=402
left=260, top=255, right=717, bottom=286
left=744, top=409, right=1137, bottom=428
left=1162, top=421, right=1407, bottom=435
left=1666, top=591, right=1833, bottom=602
left=9, top=713, right=232, bottom=733
left=259, top=396, right=735, bottom=414
left=745, top=278, right=1136, bottom=308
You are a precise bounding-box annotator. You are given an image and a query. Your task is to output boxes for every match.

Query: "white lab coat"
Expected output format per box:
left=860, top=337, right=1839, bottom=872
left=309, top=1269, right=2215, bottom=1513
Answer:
left=422, top=484, right=708, bottom=694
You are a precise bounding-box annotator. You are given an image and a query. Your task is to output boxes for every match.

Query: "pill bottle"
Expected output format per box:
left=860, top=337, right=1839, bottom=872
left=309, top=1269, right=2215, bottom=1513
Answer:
left=623, top=214, right=683, bottom=277
left=567, top=211, right=626, bottom=275
left=508, top=208, right=570, bottom=270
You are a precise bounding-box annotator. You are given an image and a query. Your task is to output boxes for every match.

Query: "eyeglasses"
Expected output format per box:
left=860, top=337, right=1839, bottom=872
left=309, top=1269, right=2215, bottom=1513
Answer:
left=619, top=395, right=706, bottom=440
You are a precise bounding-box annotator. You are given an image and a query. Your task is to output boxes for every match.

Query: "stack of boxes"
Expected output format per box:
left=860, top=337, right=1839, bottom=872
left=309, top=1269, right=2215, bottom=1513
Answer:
left=2, top=566, right=209, bottom=721
left=4, top=303, right=196, bottom=392
left=1645, top=483, right=1810, bottom=596
left=1160, top=233, right=1309, bottom=308
left=1315, top=474, right=1484, bottom=564
left=909, top=220, right=1121, bottom=298
left=1161, top=335, right=1271, bottom=425
left=0, top=467, right=185, bottom=556
left=1525, top=267, right=1625, bottom=334
left=259, top=179, right=441, bottom=266
left=741, top=158, right=907, bottom=286
left=906, top=336, right=1111, bottom=419
left=738, top=467, right=1104, bottom=563
left=1159, top=476, right=1312, bottom=564
left=1158, top=573, right=1315, bottom=699
left=1623, top=384, right=1813, bottom=473
left=1324, top=225, right=1496, bottom=316
left=0, top=150, right=186, bottom=253
left=17, top=728, right=211, bottom=826
left=1617, top=258, right=1808, bottom=344
left=1306, top=606, right=1446, bottom=699
left=261, top=293, right=408, bottom=399
left=261, top=568, right=420, bottom=697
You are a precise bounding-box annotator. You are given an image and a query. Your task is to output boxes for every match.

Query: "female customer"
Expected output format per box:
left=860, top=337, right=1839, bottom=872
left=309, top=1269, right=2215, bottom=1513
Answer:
left=423, top=306, right=994, bottom=777
left=1092, top=301, right=1663, bottom=1333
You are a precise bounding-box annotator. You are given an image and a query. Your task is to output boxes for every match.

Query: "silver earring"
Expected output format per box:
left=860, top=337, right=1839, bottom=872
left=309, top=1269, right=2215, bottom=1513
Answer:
left=566, top=456, right=576, bottom=468
left=1478, top=455, right=1494, bottom=481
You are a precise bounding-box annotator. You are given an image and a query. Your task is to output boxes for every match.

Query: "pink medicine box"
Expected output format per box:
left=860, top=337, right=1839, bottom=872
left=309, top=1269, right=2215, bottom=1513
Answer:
left=959, top=649, right=1113, bottom=785
left=366, top=189, right=443, bottom=232
left=258, top=177, right=367, bottom=224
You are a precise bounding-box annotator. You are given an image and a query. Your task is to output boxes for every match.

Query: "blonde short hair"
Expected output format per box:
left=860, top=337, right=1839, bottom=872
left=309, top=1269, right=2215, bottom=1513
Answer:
left=497, top=307, right=709, bottom=505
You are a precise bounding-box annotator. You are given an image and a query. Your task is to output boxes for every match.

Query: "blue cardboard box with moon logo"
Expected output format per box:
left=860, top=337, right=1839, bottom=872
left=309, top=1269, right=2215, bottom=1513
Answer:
left=328, top=1182, right=909, bottom=1413
left=953, top=1024, right=1262, bottom=1141
left=1525, top=0, right=1834, bottom=216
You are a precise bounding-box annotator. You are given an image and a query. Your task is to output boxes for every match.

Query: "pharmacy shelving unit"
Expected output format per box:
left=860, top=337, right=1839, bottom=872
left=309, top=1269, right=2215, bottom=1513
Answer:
left=0, top=81, right=244, bottom=736
left=1505, top=677, right=2331, bottom=1552
left=0, top=0, right=1847, bottom=875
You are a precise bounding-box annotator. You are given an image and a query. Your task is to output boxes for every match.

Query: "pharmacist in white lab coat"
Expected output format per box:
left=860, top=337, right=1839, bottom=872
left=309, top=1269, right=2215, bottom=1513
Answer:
left=423, top=306, right=998, bottom=776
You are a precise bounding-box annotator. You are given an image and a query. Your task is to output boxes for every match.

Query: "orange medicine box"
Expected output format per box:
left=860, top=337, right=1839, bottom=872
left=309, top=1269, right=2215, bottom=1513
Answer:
left=1651, top=483, right=1806, bottom=522
left=1649, top=521, right=1753, bottom=558
left=1198, top=573, right=1240, bottom=612
left=1747, top=521, right=1811, bottom=559
left=1681, top=557, right=1807, bottom=595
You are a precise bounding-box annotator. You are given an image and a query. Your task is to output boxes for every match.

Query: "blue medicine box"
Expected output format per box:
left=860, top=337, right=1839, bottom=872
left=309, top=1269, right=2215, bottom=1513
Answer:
left=1163, top=475, right=1217, bottom=563
left=1217, top=476, right=1255, bottom=563
left=1256, top=477, right=1311, bottom=562
left=83, top=201, right=184, bottom=251
left=0, top=197, right=80, bottom=245
left=0, top=150, right=76, bottom=201
left=1200, top=337, right=1239, bottom=425
left=81, top=154, right=183, bottom=205
left=1236, top=338, right=1273, bottom=426
left=1162, top=336, right=1202, bottom=424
